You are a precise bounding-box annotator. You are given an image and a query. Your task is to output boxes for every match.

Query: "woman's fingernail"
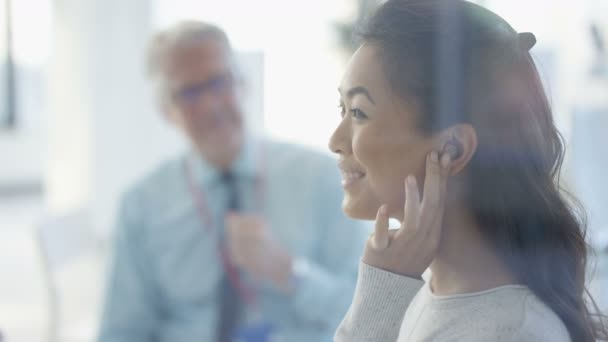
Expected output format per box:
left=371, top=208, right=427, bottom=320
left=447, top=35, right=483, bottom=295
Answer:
left=407, top=175, right=415, bottom=185
left=441, top=153, right=451, bottom=168
left=431, top=151, right=439, bottom=163
left=380, top=204, right=388, bottom=214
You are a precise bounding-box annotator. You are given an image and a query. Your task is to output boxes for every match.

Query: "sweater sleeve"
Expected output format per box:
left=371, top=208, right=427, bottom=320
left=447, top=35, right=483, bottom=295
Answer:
left=334, top=262, right=424, bottom=342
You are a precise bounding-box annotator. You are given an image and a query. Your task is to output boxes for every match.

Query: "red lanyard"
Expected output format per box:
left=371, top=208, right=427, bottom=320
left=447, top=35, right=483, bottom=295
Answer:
left=183, top=149, right=265, bottom=306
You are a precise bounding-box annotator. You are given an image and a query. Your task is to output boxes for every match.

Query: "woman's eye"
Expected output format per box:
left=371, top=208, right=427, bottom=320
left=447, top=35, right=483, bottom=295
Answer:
left=350, top=108, right=369, bottom=120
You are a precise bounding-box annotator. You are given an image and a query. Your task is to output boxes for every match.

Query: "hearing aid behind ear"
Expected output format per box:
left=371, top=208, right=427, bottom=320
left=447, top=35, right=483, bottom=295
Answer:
left=442, top=137, right=463, bottom=160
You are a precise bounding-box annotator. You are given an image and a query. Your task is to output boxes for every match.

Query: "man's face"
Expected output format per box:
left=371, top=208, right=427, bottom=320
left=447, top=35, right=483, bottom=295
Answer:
left=162, top=39, right=244, bottom=168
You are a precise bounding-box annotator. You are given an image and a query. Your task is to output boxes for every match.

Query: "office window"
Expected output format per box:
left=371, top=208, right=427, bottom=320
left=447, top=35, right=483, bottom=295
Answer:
left=0, top=0, right=15, bottom=128
left=0, top=0, right=51, bottom=131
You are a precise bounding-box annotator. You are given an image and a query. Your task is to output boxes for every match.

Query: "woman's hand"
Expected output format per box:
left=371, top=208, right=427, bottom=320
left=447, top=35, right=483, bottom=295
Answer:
left=362, top=151, right=451, bottom=278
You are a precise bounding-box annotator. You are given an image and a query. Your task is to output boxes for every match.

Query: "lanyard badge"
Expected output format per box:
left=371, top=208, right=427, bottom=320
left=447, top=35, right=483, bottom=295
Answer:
left=184, top=146, right=276, bottom=341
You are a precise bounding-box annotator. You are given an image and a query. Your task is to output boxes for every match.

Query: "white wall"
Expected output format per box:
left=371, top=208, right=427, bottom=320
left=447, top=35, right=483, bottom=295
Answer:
left=0, top=132, right=43, bottom=186
left=46, top=0, right=183, bottom=234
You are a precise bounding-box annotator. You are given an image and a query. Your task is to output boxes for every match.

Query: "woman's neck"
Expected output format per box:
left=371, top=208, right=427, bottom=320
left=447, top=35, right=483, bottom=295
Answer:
left=429, top=206, right=518, bottom=295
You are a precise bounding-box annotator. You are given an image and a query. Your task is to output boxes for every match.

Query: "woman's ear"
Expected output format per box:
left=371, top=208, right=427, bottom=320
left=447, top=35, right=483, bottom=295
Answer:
left=436, top=124, right=478, bottom=175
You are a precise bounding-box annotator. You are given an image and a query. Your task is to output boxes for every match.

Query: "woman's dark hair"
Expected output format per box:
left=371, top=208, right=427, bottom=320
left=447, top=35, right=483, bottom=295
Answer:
left=359, top=0, right=607, bottom=340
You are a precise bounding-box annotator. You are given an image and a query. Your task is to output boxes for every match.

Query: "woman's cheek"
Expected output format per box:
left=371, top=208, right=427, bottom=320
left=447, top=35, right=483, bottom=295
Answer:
left=352, top=128, right=384, bottom=167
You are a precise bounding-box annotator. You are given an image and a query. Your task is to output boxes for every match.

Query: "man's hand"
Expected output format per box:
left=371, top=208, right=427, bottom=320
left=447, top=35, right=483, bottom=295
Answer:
left=226, top=214, right=294, bottom=293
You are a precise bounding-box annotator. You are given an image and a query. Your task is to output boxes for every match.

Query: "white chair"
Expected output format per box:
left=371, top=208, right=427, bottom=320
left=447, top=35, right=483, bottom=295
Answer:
left=34, top=208, right=105, bottom=342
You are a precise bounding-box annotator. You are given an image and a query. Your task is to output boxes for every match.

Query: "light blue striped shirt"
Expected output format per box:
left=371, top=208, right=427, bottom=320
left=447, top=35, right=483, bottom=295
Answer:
left=98, top=138, right=370, bottom=342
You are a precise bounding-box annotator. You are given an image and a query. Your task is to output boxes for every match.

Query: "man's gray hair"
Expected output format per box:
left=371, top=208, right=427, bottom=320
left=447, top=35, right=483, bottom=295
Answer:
left=146, top=20, right=233, bottom=82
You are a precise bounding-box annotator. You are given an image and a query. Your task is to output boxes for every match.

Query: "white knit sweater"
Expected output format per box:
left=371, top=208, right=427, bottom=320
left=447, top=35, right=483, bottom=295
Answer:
left=335, top=262, right=571, bottom=342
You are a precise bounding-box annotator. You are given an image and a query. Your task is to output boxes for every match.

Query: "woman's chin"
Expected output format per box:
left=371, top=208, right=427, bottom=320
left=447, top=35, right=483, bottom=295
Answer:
left=342, top=198, right=380, bottom=221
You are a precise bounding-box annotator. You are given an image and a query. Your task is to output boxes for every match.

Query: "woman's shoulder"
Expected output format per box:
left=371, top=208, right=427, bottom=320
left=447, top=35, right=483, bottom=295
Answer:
left=476, top=289, right=570, bottom=342
left=430, top=286, right=570, bottom=342
left=509, top=293, right=570, bottom=341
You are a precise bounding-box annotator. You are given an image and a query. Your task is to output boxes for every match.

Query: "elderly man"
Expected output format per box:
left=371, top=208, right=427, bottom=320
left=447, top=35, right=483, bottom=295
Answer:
left=97, top=21, right=369, bottom=342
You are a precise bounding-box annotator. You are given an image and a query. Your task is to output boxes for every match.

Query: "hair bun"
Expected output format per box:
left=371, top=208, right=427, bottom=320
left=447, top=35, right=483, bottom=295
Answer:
left=518, top=32, right=537, bottom=52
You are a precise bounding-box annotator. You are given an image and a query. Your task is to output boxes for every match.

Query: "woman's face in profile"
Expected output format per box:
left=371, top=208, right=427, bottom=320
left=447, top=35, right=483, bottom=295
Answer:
left=329, top=43, right=433, bottom=220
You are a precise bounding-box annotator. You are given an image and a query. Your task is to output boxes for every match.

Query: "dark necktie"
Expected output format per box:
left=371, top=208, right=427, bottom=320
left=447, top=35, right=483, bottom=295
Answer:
left=217, top=171, right=242, bottom=342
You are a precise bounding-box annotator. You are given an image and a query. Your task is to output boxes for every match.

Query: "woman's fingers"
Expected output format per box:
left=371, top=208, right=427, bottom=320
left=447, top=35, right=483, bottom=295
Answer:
left=373, top=204, right=390, bottom=249
left=425, top=152, right=451, bottom=241
left=397, top=175, right=420, bottom=238
left=418, top=151, right=443, bottom=230
left=362, top=151, right=451, bottom=278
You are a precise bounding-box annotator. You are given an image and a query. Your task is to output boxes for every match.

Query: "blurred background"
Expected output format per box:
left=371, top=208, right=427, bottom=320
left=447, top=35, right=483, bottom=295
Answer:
left=0, top=0, right=607, bottom=341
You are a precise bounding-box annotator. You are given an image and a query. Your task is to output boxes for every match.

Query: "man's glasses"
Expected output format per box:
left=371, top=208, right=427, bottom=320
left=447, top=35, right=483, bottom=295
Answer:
left=172, top=72, right=234, bottom=105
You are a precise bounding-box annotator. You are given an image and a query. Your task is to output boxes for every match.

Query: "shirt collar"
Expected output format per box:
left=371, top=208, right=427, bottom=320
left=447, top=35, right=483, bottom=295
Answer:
left=188, top=135, right=259, bottom=187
